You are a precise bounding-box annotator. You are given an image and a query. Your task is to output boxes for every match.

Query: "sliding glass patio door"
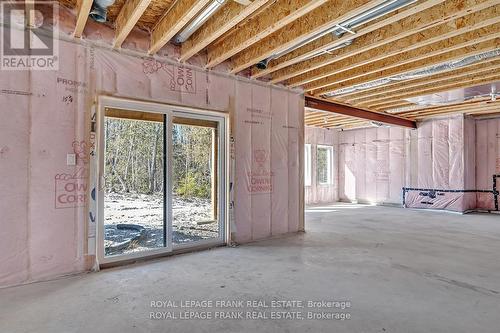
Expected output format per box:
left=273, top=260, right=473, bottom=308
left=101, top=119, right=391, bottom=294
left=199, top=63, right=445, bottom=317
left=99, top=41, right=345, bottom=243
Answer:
left=96, top=98, right=226, bottom=264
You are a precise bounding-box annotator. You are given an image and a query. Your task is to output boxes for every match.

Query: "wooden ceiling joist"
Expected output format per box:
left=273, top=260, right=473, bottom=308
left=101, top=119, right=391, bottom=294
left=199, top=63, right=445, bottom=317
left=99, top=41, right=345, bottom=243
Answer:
left=412, top=102, right=500, bottom=119
left=357, top=66, right=500, bottom=106
left=252, top=0, right=447, bottom=80
left=149, top=0, right=211, bottom=54
left=312, top=37, right=500, bottom=96
left=74, top=0, right=93, bottom=38
left=366, top=74, right=500, bottom=109
left=113, top=0, right=153, bottom=48
left=286, top=5, right=500, bottom=87
left=374, top=101, right=418, bottom=111
left=229, top=0, right=387, bottom=74
left=342, top=59, right=500, bottom=103
left=396, top=99, right=496, bottom=117
left=305, top=96, right=417, bottom=128
left=179, top=0, right=269, bottom=62
left=307, top=27, right=500, bottom=93
left=205, top=0, right=328, bottom=69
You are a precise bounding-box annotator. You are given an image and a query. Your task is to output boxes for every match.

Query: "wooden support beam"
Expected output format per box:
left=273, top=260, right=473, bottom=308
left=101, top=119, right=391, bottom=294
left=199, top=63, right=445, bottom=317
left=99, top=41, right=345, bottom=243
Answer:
left=305, top=96, right=417, bottom=128
left=343, top=59, right=500, bottom=103
left=205, top=0, right=328, bottom=69
left=258, top=0, right=450, bottom=80
left=179, top=0, right=269, bottom=62
left=149, top=0, right=211, bottom=54
left=74, top=0, right=93, bottom=38
left=312, top=37, right=500, bottom=96
left=229, top=0, right=386, bottom=74
left=287, top=5, right=500, bottom=87
left=113, top=0, right=153, bottom=48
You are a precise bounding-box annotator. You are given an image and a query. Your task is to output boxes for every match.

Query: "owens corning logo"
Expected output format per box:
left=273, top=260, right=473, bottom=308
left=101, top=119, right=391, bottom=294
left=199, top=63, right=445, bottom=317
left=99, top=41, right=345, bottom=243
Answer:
left=1, top=1, right=59, bottom=70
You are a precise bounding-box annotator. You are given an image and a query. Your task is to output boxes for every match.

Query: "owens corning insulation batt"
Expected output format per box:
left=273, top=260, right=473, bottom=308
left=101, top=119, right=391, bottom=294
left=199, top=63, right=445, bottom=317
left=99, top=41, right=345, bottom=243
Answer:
left=310, top=113, right=500, bottom=211
left=0, top=26, right=304, bottom=288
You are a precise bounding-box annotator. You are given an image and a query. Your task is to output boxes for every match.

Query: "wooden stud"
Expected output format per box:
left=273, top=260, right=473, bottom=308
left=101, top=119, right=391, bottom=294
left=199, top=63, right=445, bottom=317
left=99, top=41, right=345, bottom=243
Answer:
left=287, top=6, right=500, bottom=87
left=229, top=0, right=387, bottom=74
left=179, top=0, right=269, bottom=62
left=149, top=0, right=211, bottom=54
left=74, top=0, right=93, bottom=38
left=205, top=0, right=328, bottom=69
left=113, top=0, right=153, bottom=48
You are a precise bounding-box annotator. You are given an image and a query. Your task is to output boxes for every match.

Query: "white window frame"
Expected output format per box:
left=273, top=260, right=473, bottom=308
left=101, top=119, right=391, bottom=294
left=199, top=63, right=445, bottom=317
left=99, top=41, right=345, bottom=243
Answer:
left=317, top=145, right=333, bottom=185
left=304, top=144, right=312, bottom=187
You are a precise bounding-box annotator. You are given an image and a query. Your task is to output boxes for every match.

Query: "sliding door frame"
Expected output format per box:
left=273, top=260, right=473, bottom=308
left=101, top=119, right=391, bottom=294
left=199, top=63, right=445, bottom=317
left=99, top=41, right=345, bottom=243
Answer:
left=95, top=96, right=228, bottom=265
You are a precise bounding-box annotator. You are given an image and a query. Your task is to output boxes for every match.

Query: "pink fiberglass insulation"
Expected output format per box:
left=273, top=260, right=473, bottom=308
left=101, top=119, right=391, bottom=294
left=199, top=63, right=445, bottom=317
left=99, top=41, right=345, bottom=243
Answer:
left=304, top=127, right=339, bottom=205
left=334, top=114, right=500, bottom=213
left=475, top=117, right=500, bottom=210
left=0, top=29, right=303, bottom=288
left=337, top=126, right=405, bottom=205
left=405, top=116, right=467, bottom=211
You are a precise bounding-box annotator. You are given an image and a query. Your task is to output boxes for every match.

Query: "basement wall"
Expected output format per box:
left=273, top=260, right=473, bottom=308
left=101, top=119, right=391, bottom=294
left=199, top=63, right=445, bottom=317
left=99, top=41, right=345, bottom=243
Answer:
left=0, top=28, right=304, bottom=288
left=338, top=127, right=405, bottom=205
left=304, top=127, right=339, bottom=205
left=475, top=117, right=500, bottom=210
left=336, top=115, right=500, bottom=212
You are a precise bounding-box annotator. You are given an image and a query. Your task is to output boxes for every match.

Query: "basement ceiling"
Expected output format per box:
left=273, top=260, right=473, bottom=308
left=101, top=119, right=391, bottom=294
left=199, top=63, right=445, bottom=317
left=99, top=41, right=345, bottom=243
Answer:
left=56, top=0, right=500, bottom=128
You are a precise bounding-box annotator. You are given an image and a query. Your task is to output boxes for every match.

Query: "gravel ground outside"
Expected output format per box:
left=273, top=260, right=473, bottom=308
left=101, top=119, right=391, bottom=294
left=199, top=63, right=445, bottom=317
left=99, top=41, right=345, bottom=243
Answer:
left=104, top=193, right=219, bottom=255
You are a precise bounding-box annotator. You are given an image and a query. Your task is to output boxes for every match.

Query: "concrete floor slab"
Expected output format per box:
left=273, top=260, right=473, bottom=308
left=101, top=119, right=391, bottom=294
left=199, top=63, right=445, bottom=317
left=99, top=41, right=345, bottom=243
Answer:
left=1, top=203, right=500, bottom=333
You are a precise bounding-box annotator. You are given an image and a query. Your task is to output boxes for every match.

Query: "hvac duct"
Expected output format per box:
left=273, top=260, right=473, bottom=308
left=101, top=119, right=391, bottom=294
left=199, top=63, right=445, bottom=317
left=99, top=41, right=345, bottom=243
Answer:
left=332, top=0, right=417, bottom=37
left=255, top=0, right=417, bottom=69
left=89, top=0, right=115, bottom=23
left=174, top=0, right=227, bottom=44
left=324, top=48, right=500, bottom=97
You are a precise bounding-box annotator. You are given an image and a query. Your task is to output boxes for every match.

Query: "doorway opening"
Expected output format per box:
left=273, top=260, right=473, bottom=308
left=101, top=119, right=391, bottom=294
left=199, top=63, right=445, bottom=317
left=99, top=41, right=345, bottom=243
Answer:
left=96, top=97, right=227, bottom=264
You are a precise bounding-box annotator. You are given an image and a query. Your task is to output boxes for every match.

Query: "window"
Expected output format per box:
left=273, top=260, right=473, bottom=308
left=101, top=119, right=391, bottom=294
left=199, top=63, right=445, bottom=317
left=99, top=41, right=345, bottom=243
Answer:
left=304, top=144, right=312, bottom=186
left=317, top=145, right=333, bottom=185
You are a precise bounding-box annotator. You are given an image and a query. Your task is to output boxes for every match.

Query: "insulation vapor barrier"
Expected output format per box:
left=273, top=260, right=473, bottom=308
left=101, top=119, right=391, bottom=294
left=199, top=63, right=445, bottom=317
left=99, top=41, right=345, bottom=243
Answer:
left=0, top=28, right=304, bottom=288
left=308, top=114, right=500, bottom=211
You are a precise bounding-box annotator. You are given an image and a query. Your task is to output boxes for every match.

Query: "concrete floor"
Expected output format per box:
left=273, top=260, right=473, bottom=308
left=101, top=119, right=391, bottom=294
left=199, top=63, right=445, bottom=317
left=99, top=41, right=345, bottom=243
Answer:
left=1, top=203, right=500, bottom=333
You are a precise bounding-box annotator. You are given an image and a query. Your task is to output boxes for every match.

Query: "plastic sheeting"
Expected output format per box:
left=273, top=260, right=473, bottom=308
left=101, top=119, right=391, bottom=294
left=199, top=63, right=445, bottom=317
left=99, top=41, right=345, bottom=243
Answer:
left=0, top=32, right=303, bottom=288
left=304, top=127, right=339, bottom=204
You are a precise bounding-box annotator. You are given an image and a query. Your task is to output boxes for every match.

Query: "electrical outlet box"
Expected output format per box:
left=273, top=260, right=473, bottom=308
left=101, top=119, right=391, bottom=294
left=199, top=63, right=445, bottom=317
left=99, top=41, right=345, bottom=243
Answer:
left=67, top=153, right=76, bottom=166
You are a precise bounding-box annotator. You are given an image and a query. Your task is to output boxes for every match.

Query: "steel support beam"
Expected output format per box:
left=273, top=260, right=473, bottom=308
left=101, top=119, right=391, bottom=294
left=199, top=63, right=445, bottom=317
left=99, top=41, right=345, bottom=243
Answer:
left=305, top=96, right=417, bottom=129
